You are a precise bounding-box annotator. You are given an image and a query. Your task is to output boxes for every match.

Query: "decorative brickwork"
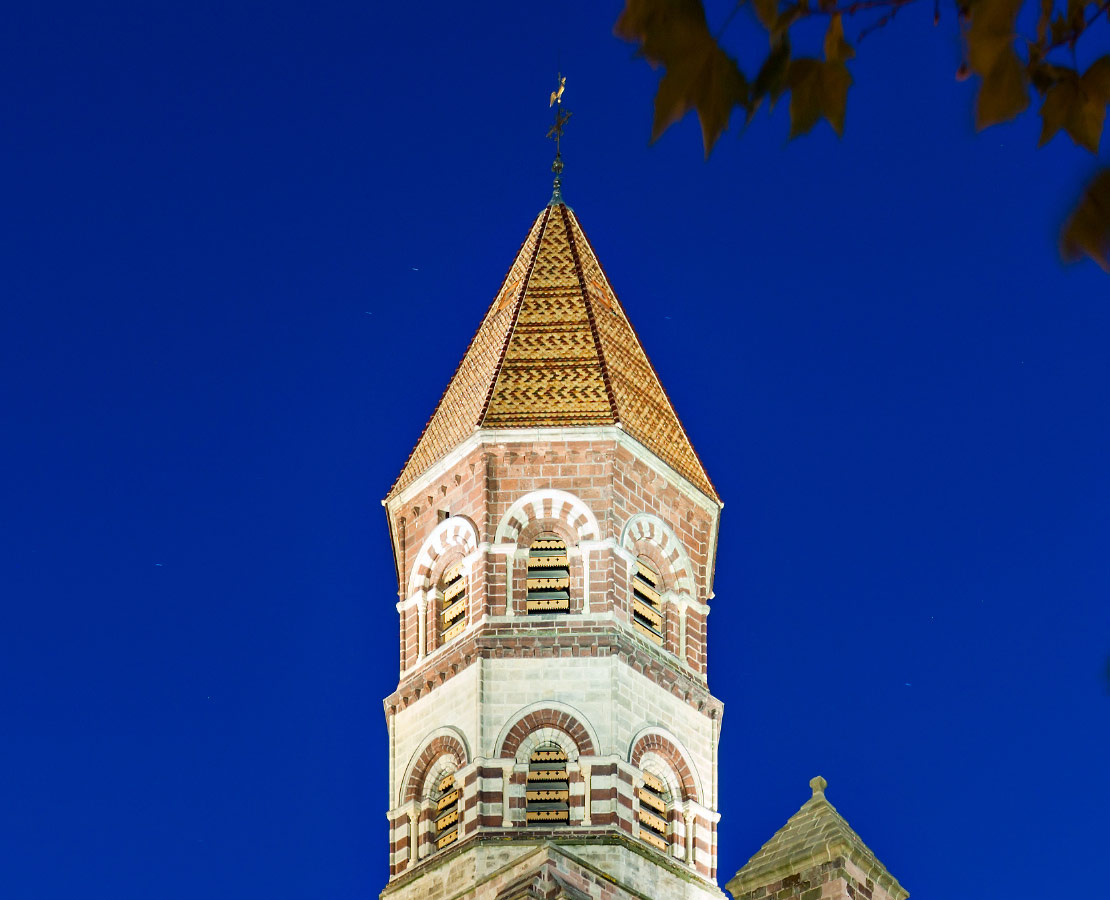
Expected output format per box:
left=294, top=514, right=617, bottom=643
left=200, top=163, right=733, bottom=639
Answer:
left=498, top=708, right=596, bottom=759
left=380, top=194, right=726, bottom=900
left=402, top=734, right=468, bottom=803
left=386, top=203, right=718, bottom=502
left=630, top=731, right=699, bottom=803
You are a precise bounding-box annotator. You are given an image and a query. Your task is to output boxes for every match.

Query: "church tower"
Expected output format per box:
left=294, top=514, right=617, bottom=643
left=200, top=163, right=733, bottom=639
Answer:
left=379, top=152, right=726, bottom=898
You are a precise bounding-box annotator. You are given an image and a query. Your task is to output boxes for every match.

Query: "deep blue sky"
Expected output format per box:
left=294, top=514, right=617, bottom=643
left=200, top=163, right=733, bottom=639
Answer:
left=2, top=2, right=1107, bottom=898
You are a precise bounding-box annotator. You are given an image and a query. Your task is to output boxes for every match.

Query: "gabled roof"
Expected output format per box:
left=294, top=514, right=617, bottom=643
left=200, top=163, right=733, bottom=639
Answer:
left=385, top=198, right=719, bottom=502
left=727, top=777, right=908, bottom=900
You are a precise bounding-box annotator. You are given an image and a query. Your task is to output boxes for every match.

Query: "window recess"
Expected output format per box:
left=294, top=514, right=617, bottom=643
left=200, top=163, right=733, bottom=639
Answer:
left=526, top=746, right=569, bottom=823
left=439, top=561, right=467, bottom=645
left=526, top=536, right=570, bottom=614
left=631, top=559, right=664, bottom=645
left=434, top=773, right=460, bottom=850
left=638, top=769, right=670, bottom=852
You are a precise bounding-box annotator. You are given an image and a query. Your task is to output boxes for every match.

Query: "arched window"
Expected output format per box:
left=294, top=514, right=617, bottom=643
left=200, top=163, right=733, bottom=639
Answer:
left=526, top=535, right=570, bottom=614
left=433, top=772, right=460, bottom=850
left=439, top=561, right=467, bottom=646
left=525, top=744, right=569, bottom=824
left=631, top=558, right=664, bottom=645
left=637, top=769, right=670, bottom=852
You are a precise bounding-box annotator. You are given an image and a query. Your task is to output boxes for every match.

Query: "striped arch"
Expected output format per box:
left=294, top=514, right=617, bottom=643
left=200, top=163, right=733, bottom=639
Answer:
left=494, top=489, right=601, bottom=545
left=620, top=512, right=697, bottom=598
left=400, top=727, right=470, bottom=805
left=628, top=727, right=701, bottom=803
left=407, top=515, right=479, bottom=597
left=495, top=702, right=598, bottom=761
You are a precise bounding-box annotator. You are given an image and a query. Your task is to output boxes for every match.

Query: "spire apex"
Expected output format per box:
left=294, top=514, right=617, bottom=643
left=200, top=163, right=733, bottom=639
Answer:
left=547, top=72, right=571, bottom=204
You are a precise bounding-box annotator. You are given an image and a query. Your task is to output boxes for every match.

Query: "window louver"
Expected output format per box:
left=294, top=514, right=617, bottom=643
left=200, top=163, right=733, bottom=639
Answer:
left=637, top=769, right=670, bottom=852
left=526, top=536, right=570, bottom=614
left=631, top=559, right=664, bottom=645
left=439, top=562, right=467, bottom=645
left=433, top=773, right=460, bottom=850
left=525, top=746, right=569, bottom=823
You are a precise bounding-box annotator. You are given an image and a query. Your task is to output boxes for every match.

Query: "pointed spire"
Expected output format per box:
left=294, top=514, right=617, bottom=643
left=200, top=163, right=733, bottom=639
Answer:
left=385, top=202, right=718, bottom=503
left=726, top=777, right=908, bottom=900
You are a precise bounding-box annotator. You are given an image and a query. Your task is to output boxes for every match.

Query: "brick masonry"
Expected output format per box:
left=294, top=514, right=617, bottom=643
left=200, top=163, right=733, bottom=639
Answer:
left=380, top=429, right=726, bottom=896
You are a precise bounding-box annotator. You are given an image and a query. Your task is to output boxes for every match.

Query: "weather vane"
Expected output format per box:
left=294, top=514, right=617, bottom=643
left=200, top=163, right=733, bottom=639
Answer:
left=547, top=73, right=571, bottom=200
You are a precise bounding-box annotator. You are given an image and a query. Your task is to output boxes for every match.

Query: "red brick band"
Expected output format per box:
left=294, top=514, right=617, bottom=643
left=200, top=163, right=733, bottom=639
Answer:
left=498, top=708, right=596, bottom=758
left=402, top=735, right=468, bottom=803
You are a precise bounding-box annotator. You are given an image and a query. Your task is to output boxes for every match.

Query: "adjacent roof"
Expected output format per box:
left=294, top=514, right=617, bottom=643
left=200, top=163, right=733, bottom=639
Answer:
left=727, top=777, right=908, bottom=900
left=385, top=197, right=718, bottom=502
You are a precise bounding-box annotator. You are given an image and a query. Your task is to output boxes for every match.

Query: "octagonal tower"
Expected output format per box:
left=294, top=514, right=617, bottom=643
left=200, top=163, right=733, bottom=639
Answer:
left=380, top=190, right=726, bottom=900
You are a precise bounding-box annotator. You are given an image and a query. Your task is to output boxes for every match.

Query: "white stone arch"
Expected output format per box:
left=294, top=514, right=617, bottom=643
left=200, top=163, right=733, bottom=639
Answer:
left=494, top=489, right=601, bottom=545
left=514, top=727, right=579, bottom=765
left=627, top=724, right=704, bottom=805
left=407, top=515, right=479, bottom=597
left=492, top=699, right=601, bottom=763
left=639, top=751, right=682, bottom=804
left=620, top=512, right=697, bottom=599
left=398, top=725, right=472, bottom=807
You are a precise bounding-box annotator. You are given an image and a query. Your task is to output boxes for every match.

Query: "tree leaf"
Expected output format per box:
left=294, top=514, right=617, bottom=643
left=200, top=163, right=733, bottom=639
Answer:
left=1082, top=56, right=1110, bottom=104
left=788, top=58, right=823, bottom=138
left=617, top=0, right=748, bottom=154
left=1060, top=169, right=1110, bottom=272
left=822, top=61, right=852, bottom=136
left=976, top=48, right=1029, bottom=129
left=650, top=38, right=748, bottom=153
left=1039, top=76, right=1079, bottom=145
left=615, top=0, right=711, bottom=68
left=752, top=0, right=779, bottom=31
left=1065, top=91, right=1105, bottom=153
left=823, top=13, right=855, bottom=63
left=966, top=0, right=1023, bottom=77
left=751, top=37, right=791, bottom=115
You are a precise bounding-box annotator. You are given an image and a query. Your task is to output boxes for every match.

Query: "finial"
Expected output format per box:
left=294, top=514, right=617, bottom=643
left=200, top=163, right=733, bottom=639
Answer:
left=809, top=776, right=828, bottom=796
left=547, top=72, right=572, bottom=205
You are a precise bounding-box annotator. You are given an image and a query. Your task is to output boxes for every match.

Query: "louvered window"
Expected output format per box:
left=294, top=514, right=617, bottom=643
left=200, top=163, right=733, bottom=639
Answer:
left=439, top=562, right=467, bottom=645
left=433, top=773, right=460, bottom=850
left=526, top=535, right=570, bottom=614
left=637, top=769, right=670, bottom=852
left=525, top=745, right=569, bottom=824
left=631, top=559, right=664, bottom=645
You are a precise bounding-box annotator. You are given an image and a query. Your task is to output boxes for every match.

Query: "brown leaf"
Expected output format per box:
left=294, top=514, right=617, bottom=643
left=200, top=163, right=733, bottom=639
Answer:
left=822, top=62, right=853, bottom=136
left=787, top=58, right=851, bottom=138
left=617, top=0, right=748, bottom=154
left=652, top=42, right=749, bottom=153
left=1066, top=92, right=1105, bottom=154
left=1039, top=76, right=1079, bottom=145
left=788, top=58, right=823, bottom=138
left=823, top=13, right=855, bottom=63
left=1061, top=169, right=1110, bottom=271
left=966, top=0, right=1023, bottom=77
left=615, top=0, right=711, bottom=68
left=976, top=48, right=1029, bottom=129
left=1082, top=56, right=1110, bottom=104
left=752, top=0, right=779, bottom=31
left=751, top=37, right=792, bottom=116
left=1038, top=68, right=1106, bottom=153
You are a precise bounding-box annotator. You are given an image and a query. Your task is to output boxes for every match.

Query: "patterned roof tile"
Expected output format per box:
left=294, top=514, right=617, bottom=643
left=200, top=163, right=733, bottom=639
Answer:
left=386, top=200, right=718, bottom=502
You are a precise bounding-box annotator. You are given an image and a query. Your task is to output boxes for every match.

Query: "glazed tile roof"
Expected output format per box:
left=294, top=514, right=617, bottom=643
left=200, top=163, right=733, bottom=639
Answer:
left=727, top=778, right=908, bottom=900
left=386, top=197, right=718, bottom=503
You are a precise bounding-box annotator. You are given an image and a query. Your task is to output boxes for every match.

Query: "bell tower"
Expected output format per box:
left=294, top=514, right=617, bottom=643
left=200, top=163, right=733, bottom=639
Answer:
left=379, top=169, right=726, bottom=898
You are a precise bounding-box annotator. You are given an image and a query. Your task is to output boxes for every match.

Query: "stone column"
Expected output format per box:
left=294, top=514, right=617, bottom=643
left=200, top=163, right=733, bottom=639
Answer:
left=501, top=764, right=514, bottom=827
left=408, top=810, right=418, bottom=865
left=581, top=764, right=592, bottom=825
left=416, top=593, right=427, bottom=660
left=684, top=809, right=695, bottom=864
